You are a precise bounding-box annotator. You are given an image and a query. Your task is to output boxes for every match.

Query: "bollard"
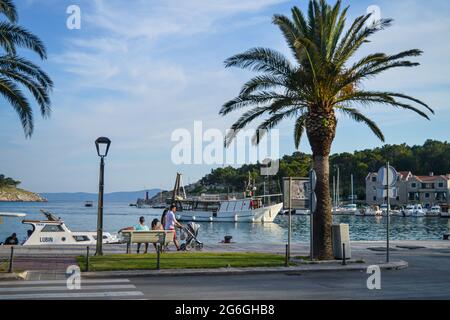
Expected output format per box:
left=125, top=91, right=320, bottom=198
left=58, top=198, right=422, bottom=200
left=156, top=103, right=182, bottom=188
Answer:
left=156, top=244, right=161, bottom=270
left=342, top=243, right=346, bottom=266
left=85, top=246, right=90, bottom=272
left=8, top=246, right=14, bottom=273
left=285, top=244, right=289, bottom=267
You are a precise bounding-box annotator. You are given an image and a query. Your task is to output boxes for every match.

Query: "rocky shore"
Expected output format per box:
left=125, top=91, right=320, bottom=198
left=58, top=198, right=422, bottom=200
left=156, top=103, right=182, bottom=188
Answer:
left=0, top=186, right=46, bottom=202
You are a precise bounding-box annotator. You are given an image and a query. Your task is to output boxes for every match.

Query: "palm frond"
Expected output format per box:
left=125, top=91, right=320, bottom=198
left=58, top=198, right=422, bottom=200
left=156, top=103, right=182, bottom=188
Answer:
left=0, top=22, right=47, bottom=59
left=0, top=0, right=17, bottom=23
left=0, top=75, right=33, bottom=137
left=337, top=106, right=384, bottom=141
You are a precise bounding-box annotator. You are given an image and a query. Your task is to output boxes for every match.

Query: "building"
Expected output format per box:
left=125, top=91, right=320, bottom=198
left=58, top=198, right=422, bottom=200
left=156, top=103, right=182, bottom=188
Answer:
left=366, top=171, right=450, bottom=210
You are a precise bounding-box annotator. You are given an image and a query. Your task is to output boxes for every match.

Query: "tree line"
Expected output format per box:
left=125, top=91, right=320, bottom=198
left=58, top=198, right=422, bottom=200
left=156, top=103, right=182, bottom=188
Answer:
left=198, top=140, right=450, bottom=200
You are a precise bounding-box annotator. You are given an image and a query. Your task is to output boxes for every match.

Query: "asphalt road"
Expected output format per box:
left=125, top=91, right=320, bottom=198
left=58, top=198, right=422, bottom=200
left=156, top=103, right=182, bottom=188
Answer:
left=0, top=248, right=449, bottom=300
left=128, top=249, right=450, bottom=300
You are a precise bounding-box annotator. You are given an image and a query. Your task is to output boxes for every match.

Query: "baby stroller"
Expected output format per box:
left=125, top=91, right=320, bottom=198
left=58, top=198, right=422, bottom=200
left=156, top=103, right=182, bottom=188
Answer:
left=180, top=222, right=203, bottom=251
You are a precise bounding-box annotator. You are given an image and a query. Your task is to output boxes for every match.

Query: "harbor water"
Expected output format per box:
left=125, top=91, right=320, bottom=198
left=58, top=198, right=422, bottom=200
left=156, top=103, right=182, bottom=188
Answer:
left=1, top=202, right=449, bottom=244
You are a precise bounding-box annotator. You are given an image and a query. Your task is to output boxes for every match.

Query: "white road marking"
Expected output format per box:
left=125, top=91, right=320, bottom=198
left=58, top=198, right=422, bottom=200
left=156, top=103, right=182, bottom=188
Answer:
left=0, top=279, right=130, bottom=286
left=0, top=291, right=144, bottom=300
left=0, top=284, right=136, bottom=292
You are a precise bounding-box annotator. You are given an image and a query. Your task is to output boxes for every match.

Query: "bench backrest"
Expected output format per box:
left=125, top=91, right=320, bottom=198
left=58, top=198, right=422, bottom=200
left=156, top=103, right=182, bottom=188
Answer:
left=121, top=230, right=174, bottom=245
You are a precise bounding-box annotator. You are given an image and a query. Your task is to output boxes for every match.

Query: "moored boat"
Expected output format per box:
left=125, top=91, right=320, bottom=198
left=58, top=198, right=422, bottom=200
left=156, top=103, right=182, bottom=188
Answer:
left=20, top=210, right=118, bottom=246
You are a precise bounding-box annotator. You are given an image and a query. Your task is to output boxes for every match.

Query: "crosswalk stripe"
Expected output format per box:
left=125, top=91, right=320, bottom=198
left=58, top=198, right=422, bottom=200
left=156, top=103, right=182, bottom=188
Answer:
left=0, top=291, right=144, bottom=300
left=0, top=279, right=130, bottom=286
left=0, top=284, right=136, bottom=292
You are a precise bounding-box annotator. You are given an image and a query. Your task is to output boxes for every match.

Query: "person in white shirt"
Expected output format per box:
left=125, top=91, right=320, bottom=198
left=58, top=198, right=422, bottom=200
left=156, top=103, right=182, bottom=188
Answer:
left=165, top=204, right=183, bottom=251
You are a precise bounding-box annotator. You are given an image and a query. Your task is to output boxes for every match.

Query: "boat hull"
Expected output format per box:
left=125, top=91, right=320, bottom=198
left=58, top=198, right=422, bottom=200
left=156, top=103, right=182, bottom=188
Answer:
left=177, top=203, right=283, bottom=223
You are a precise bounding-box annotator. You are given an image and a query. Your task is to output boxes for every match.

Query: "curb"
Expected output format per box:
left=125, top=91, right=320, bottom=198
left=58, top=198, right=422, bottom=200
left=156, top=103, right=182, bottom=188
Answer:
left=0, top=272, right=27, bottom=281
left=79, top=260, right=408, bottom=279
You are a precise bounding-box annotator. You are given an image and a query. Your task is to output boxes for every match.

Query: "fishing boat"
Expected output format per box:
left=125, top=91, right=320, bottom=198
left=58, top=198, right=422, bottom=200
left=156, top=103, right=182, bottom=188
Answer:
left=170, top=173, right=283, bottom=223
left=84, top=201, right=94, bottom=207
left=1, top=210, right=118, bottom=246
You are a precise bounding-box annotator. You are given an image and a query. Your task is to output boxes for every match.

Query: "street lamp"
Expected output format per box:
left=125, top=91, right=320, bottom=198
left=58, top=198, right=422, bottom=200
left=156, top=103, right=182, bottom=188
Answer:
left=95, top=137, right=111, bottom=256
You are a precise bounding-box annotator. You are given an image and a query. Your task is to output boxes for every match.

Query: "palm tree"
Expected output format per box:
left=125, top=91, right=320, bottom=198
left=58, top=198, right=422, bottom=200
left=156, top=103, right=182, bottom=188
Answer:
left=220, top=0, right=433, bottom=259
left=0, top=0, right=53, bottom=137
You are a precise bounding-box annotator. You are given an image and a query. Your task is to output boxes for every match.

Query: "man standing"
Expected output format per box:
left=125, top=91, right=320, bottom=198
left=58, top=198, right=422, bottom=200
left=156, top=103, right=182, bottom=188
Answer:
left=165, top=204, right=183, bottom=251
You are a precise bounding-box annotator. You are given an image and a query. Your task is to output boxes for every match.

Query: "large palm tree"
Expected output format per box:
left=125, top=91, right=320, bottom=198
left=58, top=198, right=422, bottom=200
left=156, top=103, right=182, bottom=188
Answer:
left=0, top=0, right=53, bottom=137
left=220, top=0, right=433, bottom=259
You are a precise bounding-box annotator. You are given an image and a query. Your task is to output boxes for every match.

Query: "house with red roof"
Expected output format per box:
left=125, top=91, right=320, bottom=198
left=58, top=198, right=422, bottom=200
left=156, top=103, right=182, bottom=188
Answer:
left=366, top=171, right=450, bottom=211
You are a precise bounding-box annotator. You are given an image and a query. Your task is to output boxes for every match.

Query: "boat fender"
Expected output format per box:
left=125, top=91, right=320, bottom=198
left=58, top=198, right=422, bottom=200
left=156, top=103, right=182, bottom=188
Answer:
left=234, top=214, right=238, bottom=222
left=209, top=217, right=213, bottom=222
left=192, top=216, right=196, bottom=221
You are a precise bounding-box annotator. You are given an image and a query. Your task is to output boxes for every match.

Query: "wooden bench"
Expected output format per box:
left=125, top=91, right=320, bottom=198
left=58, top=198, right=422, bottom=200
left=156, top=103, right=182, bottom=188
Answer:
left=120, top=230, right=175, bottom=269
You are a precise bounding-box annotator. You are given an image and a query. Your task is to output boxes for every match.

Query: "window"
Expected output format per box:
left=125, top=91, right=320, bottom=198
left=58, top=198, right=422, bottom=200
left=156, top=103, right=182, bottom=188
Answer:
left=425, top=193, right=430, bottom=199
left=373, top=196, right=376, bottom=201
left=372, top=177, right=376, bottom=182
left=438, top=182, right=444, bottom=188
left=73, top=235, right=90, bottom=242
left=41, top=224, right=64, bottom=232
left=411, top=183, right=417, bottom=188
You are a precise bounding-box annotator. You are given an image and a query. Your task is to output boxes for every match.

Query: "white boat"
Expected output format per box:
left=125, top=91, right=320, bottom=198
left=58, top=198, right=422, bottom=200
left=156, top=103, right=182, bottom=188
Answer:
left=402, top=205, right=415, bottom=217
left=426, top=205, right=441, bottom=217
left=441, top=211, right=450, bottom=218
left=411, top=204, right=425, bottom=217
left=334, top=204, right=357, bottom=215
left=380, top=204, right=396, bottom=216
left=176, top=198, right=283, bottom=223
left=20, top=210, right=118, bottom=246
left=171, top=173, right=283, bottom=223
left=356, top=206, right=382, bottom=216
left=0, top=212, right=27, bottom=218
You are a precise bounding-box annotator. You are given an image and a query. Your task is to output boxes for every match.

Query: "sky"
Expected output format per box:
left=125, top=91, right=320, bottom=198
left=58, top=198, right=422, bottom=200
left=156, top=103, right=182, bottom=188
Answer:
left=0, top=0, right=449, bottom=193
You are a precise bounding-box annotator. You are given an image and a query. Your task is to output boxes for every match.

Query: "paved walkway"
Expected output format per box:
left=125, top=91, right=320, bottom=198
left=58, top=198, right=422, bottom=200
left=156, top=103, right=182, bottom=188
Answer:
left=1, top=240, right=449, bottom=273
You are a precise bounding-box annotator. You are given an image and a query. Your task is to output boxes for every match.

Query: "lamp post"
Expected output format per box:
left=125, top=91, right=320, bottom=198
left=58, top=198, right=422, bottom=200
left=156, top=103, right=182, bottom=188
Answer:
left=95, top=137, right=111, bottom=256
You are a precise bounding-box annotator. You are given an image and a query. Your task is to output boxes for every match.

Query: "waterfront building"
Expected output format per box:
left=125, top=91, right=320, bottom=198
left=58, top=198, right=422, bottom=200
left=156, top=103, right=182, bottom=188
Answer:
left=366, top=171, right=450, bottom=211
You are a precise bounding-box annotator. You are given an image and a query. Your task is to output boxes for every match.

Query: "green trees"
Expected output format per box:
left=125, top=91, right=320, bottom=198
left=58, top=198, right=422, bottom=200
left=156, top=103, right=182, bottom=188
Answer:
left=220, top=0, right=433, bottom=259
left=0, top=0, right=53, bottom=137
left=0, top=174, right=20, bottom=187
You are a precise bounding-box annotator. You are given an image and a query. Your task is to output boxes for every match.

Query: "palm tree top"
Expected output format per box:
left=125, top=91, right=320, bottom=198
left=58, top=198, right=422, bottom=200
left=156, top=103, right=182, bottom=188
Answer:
left=221, top=0, right=433, bottom=148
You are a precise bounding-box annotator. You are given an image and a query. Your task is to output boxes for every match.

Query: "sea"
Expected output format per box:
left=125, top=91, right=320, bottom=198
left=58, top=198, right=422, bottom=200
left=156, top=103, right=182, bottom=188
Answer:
left=1, top=201, right=449, bottom=244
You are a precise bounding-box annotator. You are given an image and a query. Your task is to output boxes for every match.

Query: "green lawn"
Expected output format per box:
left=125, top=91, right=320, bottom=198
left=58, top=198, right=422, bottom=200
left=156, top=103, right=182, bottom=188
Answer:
left=77, top=252, right=288, bottom=272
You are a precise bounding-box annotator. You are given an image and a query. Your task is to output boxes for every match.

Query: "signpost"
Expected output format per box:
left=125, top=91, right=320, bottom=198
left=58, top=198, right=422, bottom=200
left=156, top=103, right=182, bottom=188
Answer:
left=283, top=176, right=315, bottom=261
left=377, top=163, right=398, bottom=263
left=309, top=169, right=317, bottom=261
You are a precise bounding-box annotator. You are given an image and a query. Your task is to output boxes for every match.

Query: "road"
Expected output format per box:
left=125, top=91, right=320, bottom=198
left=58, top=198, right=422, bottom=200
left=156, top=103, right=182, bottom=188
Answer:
left=1, top=248, right=449, bottom=300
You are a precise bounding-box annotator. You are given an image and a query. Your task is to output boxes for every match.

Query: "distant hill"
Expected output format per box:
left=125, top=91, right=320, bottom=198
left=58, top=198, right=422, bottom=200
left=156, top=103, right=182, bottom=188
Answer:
left=0, top=186, right=46, bottom=202
left=41, top=189, right=160, bottom=203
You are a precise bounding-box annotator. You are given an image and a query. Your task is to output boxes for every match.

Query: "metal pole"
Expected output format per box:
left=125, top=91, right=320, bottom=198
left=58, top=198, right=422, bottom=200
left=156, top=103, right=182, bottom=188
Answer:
left=333, top=176, right=336, bottom=209
left=95, top=156, right=105, bottom=256
left=8, top=246, right=14, bottom=273
left=351, top=174, right=354, bottom=205
left=337, top=166, right=340, bottom=207
left=288, top=177, right=292, bottom=260
left=386, top=162, right=390, bottom=263
left=309, top=170, right=314, bottom=261
left=285, top=244, right=289, bottom=267
left=86, top=246, right=90, bottom=272
left=342, top=243, right=346, bottom=266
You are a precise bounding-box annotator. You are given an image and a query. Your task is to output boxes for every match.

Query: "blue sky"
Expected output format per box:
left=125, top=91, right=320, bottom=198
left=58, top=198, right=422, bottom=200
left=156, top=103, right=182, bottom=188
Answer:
left=0, top=0, right=449, bottom=193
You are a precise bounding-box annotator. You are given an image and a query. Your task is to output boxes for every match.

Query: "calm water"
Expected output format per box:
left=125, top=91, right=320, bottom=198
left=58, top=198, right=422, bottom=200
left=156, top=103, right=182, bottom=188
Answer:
left=1, top=202, right=449, bottom=244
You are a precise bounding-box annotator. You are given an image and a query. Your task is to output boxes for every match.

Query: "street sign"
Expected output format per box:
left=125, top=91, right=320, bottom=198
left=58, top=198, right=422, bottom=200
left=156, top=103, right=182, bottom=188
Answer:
left=377, top=165, right=398, bottom=187
left=311, top=192, right=317, bottom=213
left=309, top=169, right=317, bottom=214
left=283, top=177, right=309, bottom=210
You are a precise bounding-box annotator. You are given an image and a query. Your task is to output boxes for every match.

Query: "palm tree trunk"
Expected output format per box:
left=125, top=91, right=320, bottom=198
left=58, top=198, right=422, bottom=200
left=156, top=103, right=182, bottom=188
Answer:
left=307, top=108, right=336, bottom=260
left=312, top=154, right=333, bottom=260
